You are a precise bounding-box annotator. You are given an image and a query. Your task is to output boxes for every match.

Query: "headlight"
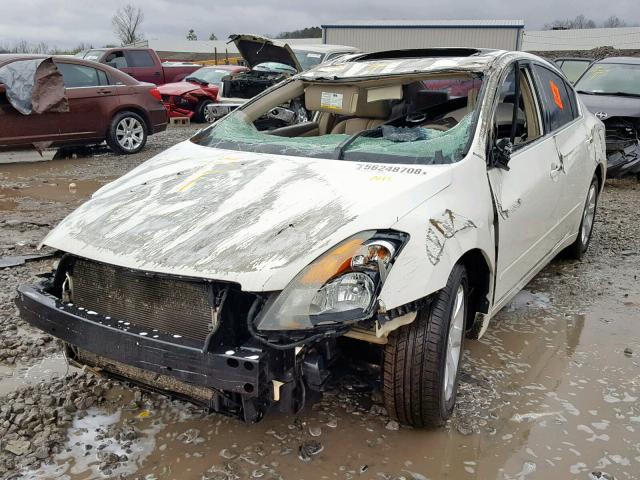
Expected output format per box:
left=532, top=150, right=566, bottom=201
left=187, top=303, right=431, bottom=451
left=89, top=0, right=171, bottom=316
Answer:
left=255, top=231, right=408, bottom=331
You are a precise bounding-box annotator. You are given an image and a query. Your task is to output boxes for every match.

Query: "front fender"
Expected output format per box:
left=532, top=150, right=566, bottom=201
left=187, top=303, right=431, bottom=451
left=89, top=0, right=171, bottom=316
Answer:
left=379, top=156, right=496, bottom=316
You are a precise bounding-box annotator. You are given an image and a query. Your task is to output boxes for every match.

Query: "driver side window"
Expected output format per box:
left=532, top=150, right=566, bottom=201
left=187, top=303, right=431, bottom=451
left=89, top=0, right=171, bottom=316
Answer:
left=494, top=65, right=542, bottom=146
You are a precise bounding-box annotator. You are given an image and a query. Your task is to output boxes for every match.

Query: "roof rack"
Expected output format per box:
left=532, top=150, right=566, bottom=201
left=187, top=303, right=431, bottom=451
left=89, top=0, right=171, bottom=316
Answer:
left=348, top=48, right=490, bottom=62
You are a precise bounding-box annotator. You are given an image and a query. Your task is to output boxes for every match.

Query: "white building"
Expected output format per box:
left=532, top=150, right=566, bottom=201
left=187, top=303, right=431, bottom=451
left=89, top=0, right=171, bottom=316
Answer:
left=321, top=20, right=525, bottom=52
left=522, top=27, right=640, bottom=51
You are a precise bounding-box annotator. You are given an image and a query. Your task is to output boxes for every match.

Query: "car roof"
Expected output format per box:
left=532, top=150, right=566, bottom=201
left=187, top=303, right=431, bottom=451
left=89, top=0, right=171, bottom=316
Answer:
left=291, top=44, right=359, bottom=54
left=596, top=56, right=640, bottom=65
left=299, top=48, right=512, bottom=80
left=555, top=57, right=593, bottom=62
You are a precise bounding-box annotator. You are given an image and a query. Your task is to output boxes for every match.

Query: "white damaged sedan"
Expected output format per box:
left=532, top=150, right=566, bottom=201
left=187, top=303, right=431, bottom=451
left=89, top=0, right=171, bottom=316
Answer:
left=17, top=48, right=606, bottom=426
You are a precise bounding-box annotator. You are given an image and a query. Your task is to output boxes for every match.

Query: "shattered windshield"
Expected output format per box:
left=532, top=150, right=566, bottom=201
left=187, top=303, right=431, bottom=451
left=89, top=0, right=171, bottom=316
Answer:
left=192, top=74, right=483, bottom=165
left=576, top=63, right=640, bottom=96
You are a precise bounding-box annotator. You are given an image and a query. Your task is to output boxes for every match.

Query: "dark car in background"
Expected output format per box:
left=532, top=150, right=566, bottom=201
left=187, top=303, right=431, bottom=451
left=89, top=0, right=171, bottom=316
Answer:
left=0, top=54, right=167, bottom=154
left=158, top=65, right=249, bottom=122
left=554, top=57, right=593, bottom=84
left=76, top=47, right=201, bottom=85
left=575, top=57, right=640, bottom=177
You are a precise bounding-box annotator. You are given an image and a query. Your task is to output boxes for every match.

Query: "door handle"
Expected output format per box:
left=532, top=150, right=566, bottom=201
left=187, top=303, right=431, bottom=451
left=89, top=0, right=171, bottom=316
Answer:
left=97, top=88, right=112, bottom=94
left=550, top=154, right=565, bottom=179
left=153, top=72, right=161, bottom=76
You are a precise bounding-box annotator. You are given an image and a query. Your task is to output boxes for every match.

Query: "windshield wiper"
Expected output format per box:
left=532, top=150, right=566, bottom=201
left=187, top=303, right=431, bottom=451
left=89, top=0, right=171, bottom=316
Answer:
left=185, top=77, right=207, bottom=85
left=333, top=125, right=383, bottom=160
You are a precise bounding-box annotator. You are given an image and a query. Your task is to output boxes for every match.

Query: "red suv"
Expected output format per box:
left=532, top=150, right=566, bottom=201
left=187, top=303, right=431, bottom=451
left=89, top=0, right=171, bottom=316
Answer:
left=0, top=55, right=167, bottom=154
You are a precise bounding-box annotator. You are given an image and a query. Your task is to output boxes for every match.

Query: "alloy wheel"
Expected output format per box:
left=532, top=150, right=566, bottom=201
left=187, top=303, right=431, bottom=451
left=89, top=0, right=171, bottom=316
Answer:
left=581, top=183, right=597, bottom=246
left=115, top=117, right=145, bottom=152
left=444, top=285, right=465, bottom=402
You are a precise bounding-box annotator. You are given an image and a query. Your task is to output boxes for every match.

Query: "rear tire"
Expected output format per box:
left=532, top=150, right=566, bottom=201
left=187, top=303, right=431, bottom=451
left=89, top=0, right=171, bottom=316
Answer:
left=566, top=175, right=599, bottom=260
left=196, top=99, right=215, bottom=123
left=383, top=264, right=468, bottom=427
left=106, top=111, right=148, bottom=155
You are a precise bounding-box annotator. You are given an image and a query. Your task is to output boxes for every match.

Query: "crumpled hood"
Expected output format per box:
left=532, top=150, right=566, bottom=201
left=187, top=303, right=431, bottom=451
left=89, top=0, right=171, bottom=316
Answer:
left=43, top=141, right=452, bottom=291
left=579, top=93, right=640, bottom=119
left=157, top=81, right=203, bottom=96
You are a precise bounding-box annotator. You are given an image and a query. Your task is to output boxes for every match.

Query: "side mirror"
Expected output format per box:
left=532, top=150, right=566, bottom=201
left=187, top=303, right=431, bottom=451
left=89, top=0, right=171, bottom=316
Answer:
left=489, top=137, right=512, bottom=171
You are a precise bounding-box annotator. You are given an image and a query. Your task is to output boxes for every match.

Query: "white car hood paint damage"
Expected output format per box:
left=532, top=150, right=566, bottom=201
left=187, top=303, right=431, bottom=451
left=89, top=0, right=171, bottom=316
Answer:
left=43, top=141, right=452, bottom=291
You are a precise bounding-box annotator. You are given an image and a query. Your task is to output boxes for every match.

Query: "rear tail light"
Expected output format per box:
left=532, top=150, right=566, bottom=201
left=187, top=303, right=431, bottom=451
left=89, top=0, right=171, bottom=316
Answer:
left=149, top=87, right=162, bottom=101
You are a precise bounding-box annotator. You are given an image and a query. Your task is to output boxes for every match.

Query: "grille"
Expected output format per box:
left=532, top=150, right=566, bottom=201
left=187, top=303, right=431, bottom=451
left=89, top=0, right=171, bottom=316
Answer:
left=71, top=258, right=215, bottom=343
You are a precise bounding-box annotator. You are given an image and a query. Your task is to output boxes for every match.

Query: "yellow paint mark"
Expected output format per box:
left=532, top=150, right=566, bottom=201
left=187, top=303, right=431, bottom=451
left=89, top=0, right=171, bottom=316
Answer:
left=369, top=175, right=392, bottom=182
left=177, top=169, right=224, bottom=192
left=137, top=410, right=151, bottom=418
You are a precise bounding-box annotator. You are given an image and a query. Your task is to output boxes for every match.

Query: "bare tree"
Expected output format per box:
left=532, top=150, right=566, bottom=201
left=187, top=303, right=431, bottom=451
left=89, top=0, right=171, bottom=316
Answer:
left=209, top=33, right=218, bottom=40
left=186, top=29, right=197, bottom=41
left=603, top=16, right=627, bottom=28
left=545, top=14, right=597, bottom=30
left=112, top=5, right=144, bottom=45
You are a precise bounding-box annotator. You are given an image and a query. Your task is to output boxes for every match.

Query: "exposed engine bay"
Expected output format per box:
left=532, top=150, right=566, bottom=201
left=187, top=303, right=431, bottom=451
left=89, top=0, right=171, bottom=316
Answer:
left=222, top=69, right=292, bottom=100
left=602, top=117, right=640, bottom=178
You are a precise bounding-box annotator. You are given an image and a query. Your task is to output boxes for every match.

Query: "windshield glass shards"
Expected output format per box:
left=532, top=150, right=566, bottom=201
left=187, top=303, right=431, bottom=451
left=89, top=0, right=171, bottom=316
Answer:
left=192, top=74, right=482, bottom=165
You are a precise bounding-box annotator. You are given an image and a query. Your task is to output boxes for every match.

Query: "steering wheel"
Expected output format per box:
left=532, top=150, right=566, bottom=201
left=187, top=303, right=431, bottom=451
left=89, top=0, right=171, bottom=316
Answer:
left=405, top=112, right=428, bottom=124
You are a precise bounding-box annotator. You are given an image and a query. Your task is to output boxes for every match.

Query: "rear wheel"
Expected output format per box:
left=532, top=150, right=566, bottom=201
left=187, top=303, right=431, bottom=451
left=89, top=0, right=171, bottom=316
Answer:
left=566, top=175, right=599, bottom=259
left=106, top=111, right=147, bottom=155
left=383, top=264, right=468, bottom=427
left=196, top=99, right=215, bottom=123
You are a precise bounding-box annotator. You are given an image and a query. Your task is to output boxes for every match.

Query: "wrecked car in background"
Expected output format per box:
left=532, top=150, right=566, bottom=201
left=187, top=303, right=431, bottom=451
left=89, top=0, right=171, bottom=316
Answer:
left=157, top=65, right=249, bottom=122
left=203, top=35, right=360, bottom=123
left=76, top=47, right=200, bottom=85
left=0, top=54, right=167, bottom=154
left=575, top=57, right=640, bottom=178
left=17, top=48, right=606, bottom=427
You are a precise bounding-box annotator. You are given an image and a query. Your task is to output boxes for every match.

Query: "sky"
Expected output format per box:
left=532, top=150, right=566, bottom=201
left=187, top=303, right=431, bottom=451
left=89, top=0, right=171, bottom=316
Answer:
left=0, top=0, right=638, bottom=49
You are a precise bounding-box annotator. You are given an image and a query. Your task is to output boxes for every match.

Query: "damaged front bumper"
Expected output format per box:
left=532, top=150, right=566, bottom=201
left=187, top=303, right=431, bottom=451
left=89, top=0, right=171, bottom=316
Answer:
left=15, top=282, right=304, bottom=422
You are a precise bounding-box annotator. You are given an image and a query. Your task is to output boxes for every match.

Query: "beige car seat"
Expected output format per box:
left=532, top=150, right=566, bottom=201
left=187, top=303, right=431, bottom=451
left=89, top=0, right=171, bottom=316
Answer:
left=305, top=84, right=390, bottom=135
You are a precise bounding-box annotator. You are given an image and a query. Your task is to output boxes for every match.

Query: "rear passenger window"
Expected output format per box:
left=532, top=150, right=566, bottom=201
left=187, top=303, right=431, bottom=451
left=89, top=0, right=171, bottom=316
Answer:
left=127, top=51, right=155, bottom=67
left=56, top=63, right=101, bottom=88
left=97, top=70, right=110, bottom=85
left=533, top=65, right=577, bottom=132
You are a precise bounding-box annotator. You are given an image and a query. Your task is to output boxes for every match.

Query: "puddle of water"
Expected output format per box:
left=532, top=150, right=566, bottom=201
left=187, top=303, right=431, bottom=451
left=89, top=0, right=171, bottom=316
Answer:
left=23, top=407, right=163, bottom=479
left=506, top=289, right=553, bottom=312
left=0, top=354, right=74, bottom=396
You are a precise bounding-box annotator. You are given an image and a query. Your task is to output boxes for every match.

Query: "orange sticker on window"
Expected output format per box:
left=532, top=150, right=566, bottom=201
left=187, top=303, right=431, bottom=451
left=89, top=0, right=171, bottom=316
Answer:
left=549, top=80, right=564, bottom=110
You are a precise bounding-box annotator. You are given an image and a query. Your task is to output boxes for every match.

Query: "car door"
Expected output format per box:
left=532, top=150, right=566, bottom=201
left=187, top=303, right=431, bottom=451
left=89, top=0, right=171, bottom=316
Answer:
left=487, top=62, right=566, bottom=305
left=55, top=61, right=119, bottom=140
left=531, top=65, right=593, bottom=245
left=125, top=50, right=162, bottom=84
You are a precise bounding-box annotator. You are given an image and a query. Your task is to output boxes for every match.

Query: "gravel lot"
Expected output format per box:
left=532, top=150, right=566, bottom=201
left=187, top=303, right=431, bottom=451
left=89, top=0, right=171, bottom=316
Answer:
left=0, top=126, right=638, bottom=479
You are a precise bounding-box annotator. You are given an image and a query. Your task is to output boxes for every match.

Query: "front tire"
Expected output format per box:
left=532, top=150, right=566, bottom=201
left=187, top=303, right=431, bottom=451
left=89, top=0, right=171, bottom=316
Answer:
left=196, top=99, right=215, bottom=123
left=566, top=175, right=599, bottom=260
left=383, top=264, right=468, bottom=427
left=106, top=111, right=148, bottom=155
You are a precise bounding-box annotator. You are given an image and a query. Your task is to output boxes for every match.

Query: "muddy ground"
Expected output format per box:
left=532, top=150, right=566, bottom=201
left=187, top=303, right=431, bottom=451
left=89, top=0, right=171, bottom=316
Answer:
left=0, top=126, right=638, bottom=480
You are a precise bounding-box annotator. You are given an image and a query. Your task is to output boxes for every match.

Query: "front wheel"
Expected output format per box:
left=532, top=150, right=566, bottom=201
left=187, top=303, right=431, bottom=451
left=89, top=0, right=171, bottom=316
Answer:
left=106, top=111, right=148, bottom=155
left=196, top=100, right=215, bottom=123
left=565, top=175, right=599, bottom=260
left=383, top=264, right=468, bottom=427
